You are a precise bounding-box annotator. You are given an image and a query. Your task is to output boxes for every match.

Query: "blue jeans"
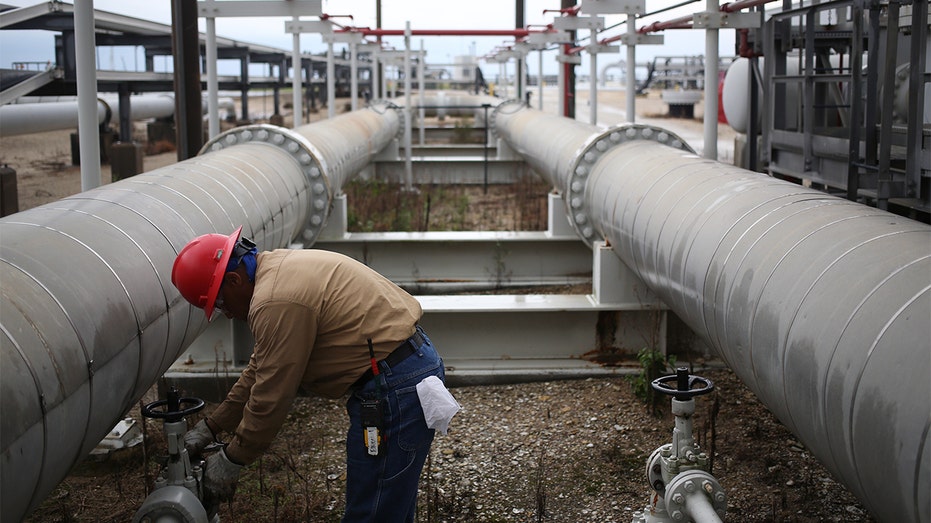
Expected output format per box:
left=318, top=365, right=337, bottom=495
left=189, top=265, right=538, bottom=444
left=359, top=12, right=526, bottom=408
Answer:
left=343, top=327, right=444, bottom=523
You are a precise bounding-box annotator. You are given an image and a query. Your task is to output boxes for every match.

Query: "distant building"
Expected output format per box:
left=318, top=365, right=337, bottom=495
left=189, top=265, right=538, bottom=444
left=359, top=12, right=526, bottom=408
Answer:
left=452, top=55, right=476, bottom=84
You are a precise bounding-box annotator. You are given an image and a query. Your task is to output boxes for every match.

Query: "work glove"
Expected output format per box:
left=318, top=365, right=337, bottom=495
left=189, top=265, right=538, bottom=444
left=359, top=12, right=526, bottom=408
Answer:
left=183, top=419, right=217, bottom=458
left=203, top=448, right=243, bottom=503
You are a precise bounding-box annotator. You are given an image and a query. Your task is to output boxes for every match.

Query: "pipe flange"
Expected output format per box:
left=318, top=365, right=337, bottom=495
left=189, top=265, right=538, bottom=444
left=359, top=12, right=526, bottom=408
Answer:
left=566, top=123, right=695, bottom=247
left=664, top=469, right=726, bottom=520
left=369, top=99, right=406, bottom=140
left=488, top=99, right=525, bottom=142
left=646, top=444, right=671, bottom=492
left=199, top=124, right=332, bottom=247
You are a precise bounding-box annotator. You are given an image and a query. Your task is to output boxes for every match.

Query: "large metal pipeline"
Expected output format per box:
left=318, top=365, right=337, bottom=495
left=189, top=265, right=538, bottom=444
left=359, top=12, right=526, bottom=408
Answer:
left=492, top=102, right=930, bottom=523
left=0, top=93, right=240, bottom=137
left=0, top=99, right=112, bottom=136
left=394, top=92, right=501, bottom=115
left=0, top=102, right=400, bottom=523
left=0, top=94, right=185, bottom=137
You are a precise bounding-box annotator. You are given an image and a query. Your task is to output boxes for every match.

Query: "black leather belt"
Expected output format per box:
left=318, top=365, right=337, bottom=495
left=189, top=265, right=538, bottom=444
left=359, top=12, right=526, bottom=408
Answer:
left=353, top=327, right=426, bottom=388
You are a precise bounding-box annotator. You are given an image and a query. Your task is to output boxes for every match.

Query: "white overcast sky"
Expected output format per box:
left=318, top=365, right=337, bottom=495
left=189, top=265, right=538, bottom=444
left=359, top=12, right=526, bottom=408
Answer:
left=0, top=0, right=736, bottom=77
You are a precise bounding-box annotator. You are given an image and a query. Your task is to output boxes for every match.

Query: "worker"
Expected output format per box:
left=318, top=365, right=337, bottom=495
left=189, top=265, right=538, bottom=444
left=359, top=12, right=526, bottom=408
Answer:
left=171, top=226, right=449, bottom=522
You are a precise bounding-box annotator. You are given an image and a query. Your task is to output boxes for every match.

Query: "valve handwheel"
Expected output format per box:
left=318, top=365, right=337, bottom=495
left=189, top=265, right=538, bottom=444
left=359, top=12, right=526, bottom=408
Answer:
left=142, top=387, right=205, bottom=423
left=651, top=367, right=714, bottom=400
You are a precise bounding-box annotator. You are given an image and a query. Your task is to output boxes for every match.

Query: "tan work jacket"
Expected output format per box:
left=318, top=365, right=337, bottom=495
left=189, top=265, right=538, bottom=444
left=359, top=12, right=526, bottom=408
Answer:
left=209, top=249, right=422, bottom=464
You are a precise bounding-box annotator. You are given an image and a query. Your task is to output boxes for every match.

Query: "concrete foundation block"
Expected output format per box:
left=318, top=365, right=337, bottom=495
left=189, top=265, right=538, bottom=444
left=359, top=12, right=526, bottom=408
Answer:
left=110, top=142, right=145, bottom=181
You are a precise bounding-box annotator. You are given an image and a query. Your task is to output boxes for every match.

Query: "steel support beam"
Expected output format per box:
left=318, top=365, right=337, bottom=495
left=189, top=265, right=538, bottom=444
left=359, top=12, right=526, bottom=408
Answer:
left=316, top=231, right=593, bottom=292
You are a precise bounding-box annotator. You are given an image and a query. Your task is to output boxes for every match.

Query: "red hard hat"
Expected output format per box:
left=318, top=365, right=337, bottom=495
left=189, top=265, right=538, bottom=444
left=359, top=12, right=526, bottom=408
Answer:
left=171, top=226, right=242, bottom=321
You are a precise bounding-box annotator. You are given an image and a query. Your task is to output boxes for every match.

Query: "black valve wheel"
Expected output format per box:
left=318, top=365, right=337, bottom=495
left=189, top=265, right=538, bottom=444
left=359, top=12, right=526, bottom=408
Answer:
left=651, top=367, right=714, bottom=400
left=141, top=387, right=205, bottom=423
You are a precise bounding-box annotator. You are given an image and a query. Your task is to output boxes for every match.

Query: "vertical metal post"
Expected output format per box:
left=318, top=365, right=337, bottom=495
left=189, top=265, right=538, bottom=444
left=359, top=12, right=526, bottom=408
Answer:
left=516, top=0, right=525, bottom=101
left=351, top=39, right=359, bottom=112
left=327, top=40, right=335, bottom=119
left=702, top=0, right=719, bottom=160
left=383, top=61, right=390, bottom=100
left=419, top=41, right=426, bottom=146
left=117, top=84, right=131, bottom=141
left=589, top=45, right=598, bottom=125
left=403, top=22, right=413, bottom=190
left=292, top=21, right=303, bottom=125
left=206, top=16, right=220, bottom=138
left=518, top=53, right=526, bottom=102
left=877, top=0, right=900, bottom=208
left=74, top=0, right=101, bottom=190
left=557, top=45, right=566, bottom=116
left=905, top=0, right=927, bottom=199
left=239, top=50, right=249, bottom=121
left=371, top=49, right=380, bottom=103
left=483, top=104, right=490, bottom=194
left=171, top=0, right=203, bottom=161
left=376, top=0, right=383, bottom=98
left=626, top=14, right=636, bottom=123
left=846, top=3, right=864, bottom=201
left=802, top=7, right=815, bottom=172
left=538, top=49, right=544, bottom=110
left=499, top=61, right=506, bottom=97
left=748, top=55, right=760, bottom=171
left=863, top=6, right=880, bottom=168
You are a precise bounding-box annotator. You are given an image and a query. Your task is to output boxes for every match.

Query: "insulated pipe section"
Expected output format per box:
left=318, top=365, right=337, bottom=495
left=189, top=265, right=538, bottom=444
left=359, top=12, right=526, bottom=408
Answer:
left=0, top=99, right=110, bottom=137
left=589, top=139, right=929, bottom=523
left=493, top=105, right=930, bottom=523
left=390, top=92, right=502, bottom=120
left=0, top=95, right=180, bottom=137
left=201, top=101, right=401, bottom=245
left=491, top=101, right=695, bottom=241
left=292, top=100, right=400, bottom=197
left=0, top=103, right=400, bottom=523
left=491, top=99, right=601, bottom=190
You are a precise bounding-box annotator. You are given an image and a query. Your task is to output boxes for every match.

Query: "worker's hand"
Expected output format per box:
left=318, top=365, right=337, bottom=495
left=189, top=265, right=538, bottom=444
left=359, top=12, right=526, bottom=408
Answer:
left=203, top=448, right=243, bottom=502
left=183, top=419, right=217, bottom=458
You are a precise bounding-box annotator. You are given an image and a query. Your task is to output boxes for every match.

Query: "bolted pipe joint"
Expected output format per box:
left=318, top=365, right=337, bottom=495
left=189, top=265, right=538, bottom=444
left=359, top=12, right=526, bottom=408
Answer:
left=566, top=123, right=695, bottom=246
left=664, top=470, right=726, bottom=523
left=201, top=124, right=333, bottom=247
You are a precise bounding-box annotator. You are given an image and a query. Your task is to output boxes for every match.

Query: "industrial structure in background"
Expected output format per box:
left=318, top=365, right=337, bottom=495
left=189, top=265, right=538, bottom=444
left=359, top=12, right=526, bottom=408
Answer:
left=0, top=1, right=928, bottom=522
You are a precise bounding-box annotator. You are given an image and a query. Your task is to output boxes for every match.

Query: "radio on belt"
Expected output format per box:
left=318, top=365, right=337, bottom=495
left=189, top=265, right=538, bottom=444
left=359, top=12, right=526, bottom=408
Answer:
left=363, top=338, right=386, bottom=456
left=361, top=397, right=385, bottom=456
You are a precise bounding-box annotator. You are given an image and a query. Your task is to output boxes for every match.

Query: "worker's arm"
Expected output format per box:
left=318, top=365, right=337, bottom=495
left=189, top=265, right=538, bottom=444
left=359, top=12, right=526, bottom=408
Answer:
left=225, top=300, right=317, bottom=464
left=208, top=352, right=258, bottom=434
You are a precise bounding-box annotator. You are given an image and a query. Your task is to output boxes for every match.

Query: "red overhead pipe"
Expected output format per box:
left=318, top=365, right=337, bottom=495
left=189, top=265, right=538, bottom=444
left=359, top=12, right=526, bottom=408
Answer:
left=636, top=0, right=777, bottom=34
left=638, top=14, right=694, bottom=34
left=721, top=0, right=775, bottom=12
left=543, top=5, right=582, bottom=16
left=336, top=27, right=532, bottom=37
left=319, top=13, right=354, bottom=31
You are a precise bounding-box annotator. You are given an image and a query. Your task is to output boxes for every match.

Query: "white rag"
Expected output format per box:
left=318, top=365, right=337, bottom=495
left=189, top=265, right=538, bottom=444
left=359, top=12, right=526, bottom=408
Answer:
left=416, top=375, right=461, bottom=435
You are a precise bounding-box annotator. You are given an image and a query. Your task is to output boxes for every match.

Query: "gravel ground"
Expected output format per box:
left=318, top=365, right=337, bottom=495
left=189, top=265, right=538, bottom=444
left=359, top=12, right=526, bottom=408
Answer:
left=28, top=367, right=875, bottom=522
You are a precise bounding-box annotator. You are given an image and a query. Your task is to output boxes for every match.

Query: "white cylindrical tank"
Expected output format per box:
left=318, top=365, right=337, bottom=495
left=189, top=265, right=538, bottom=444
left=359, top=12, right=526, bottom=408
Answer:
left=721, top=57, right=761, bottom=134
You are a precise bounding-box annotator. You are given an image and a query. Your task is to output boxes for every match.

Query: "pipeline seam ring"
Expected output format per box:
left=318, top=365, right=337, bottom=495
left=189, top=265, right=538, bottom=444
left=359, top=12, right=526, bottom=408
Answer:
left=566, top=123, right=695, bottom=247
left=198, top=124, right=332, bottom=247
left=369, top=99, right=406, bottom=140
left=488, top=99, right=526, bottom=142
